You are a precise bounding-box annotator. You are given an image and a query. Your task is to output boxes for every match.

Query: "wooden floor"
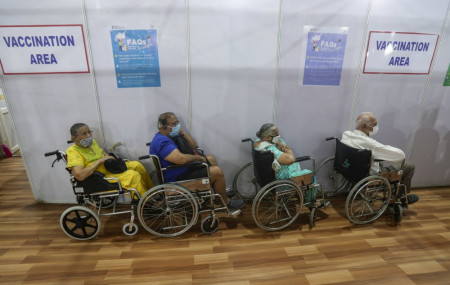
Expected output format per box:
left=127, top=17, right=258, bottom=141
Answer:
left=1, top=156, right=450, bottom=284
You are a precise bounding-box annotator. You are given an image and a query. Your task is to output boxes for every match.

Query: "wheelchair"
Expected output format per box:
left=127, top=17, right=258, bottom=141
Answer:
left=239, top=138, right=329, bottom=231
left=316, top=137, right=410, bottom=224
left=137, top=153, right=241, bottom=237
left=45, top=143, right=141, bottom=240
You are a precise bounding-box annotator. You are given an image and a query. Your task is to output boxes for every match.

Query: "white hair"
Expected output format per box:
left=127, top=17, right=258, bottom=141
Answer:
left=356, top=112, right=373, bottom=128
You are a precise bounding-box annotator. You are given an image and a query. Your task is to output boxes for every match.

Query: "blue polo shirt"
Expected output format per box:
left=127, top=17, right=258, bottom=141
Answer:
left=149, top=133, right=188, bottom=182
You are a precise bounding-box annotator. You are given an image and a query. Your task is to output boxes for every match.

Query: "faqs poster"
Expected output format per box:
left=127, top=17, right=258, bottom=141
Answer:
left=110, top=29, right=161, bottom=88
left=302, top=26, right=348, bottom=86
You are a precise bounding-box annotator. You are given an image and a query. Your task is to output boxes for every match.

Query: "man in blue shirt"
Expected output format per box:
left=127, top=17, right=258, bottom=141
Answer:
left=150, top=112, right=244, bottom=211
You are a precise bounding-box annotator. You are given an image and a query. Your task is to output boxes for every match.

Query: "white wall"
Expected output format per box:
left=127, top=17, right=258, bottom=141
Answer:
left=0, top=0, right=100, bottom=202
left=0, top=0, right=449, bottom=202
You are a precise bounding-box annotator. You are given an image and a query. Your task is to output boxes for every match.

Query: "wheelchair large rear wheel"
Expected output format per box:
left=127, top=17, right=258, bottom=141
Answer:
left=345, top=176, right=391, bottom=225
left=233, top=161, right=260, bottom=200
left=252, top=180, right=303, bottom=231
left=137, top=184, right=199, bottom=237
left=60, top=206, right=101, bottom=240
left=316, top=157, right=350, bottom=196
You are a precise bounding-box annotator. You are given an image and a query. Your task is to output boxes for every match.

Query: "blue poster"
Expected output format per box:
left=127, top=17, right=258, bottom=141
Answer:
left=303, top=31, right=347, bottom=86
left=110, top=29, right=161, bottom=88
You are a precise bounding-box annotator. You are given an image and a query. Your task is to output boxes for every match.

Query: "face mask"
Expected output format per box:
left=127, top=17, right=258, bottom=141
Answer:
left=169, top=123, right=181, bottom=137
left=271, top=135, right=281, bottom=144
left=369, top=125, right=378, bottom=136
left=79, top=137, right=93, bottom=148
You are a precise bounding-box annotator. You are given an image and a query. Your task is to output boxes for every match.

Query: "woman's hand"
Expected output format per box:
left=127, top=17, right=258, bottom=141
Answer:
left=277, top=142, right=291, bottom=152
left=101, top=155, right=115, bottom=163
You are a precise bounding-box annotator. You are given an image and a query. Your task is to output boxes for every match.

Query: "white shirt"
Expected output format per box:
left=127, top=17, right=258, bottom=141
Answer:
left=341, top=130, right=405, bottom=174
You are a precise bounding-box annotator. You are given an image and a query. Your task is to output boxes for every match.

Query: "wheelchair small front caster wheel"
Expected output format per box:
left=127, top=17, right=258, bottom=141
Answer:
left=201, top=215, right=220, bottom=234
left=122, top=223, right=138, bottom=236
left=60, top=206, right=101, bottom=240
left=309, top=207, right=317, bottom=227
left=393, top=203, right=403, bottom=224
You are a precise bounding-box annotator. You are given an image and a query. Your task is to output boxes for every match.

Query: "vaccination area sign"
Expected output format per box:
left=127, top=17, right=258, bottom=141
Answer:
left=363, top=31, right=438, bottom=74
left=110, top=29, right=161, bottom=88
left=0, top=25, right=89, bottom=75
left=302, top=26, right=348, bottom=86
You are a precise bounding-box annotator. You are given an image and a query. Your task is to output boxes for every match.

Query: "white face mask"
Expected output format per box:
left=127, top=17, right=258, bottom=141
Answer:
left=369, top=125, right=378, bottom=136
left=271, top=135, right=281, bottom=144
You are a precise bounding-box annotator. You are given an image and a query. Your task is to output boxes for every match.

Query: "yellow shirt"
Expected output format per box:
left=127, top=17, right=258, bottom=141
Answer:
left=66, top=139, right=106, bottom=171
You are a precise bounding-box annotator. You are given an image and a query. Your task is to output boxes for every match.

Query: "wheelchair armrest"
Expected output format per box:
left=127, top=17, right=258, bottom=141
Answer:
left=295, top=156, right=312, bottom=162
left=165, top=161, right=206, bottom=170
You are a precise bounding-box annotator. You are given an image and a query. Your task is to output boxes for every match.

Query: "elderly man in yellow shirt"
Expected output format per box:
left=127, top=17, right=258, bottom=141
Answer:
left=66, top=123, right=153, bottom=198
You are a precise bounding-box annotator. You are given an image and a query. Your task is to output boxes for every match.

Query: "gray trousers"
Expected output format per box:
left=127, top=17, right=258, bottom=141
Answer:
left=381, top=162, right=415, bottom=193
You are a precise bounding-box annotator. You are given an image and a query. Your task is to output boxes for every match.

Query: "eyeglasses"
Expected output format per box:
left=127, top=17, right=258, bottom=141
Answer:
left=78, top=130, right=93, bottom=137
left=167, top=120, right=180, bottom=127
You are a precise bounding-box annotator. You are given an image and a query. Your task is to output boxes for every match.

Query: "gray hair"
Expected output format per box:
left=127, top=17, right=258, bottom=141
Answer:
left=256, top=123, right=277, bottom=139
left=70, top=123, right=87, bottom=137
left=157, top=112, right=175, bottom=129
left=356, top=112, right=373, bottom=128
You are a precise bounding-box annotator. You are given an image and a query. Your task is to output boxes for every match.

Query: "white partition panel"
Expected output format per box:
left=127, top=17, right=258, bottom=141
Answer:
left=353, top=0, right=449, bottom=187
left=189, top=0, right=280, bottom=183
left=409, top=2, right=450, bottom=187
left=1, top=0, right=450, bottom=204
left=276, top=0, right=371, bottom=165
left=85, top=0, right=188, bottom=162
left=0, top=0, right=100, bottom=202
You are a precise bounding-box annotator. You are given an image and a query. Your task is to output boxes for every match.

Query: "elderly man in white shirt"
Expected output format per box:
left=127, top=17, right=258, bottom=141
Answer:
left=341, top=112, right=419, bottom=205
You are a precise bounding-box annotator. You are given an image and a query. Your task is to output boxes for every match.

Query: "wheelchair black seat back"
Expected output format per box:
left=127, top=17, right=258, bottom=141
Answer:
left=333, top=139, right=372, bottom=184
left=150, top=154, right=164, bottom=185
left=251, top=147, right=276, bottom=188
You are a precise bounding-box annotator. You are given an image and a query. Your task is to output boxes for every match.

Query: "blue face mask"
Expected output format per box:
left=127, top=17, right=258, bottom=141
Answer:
left=169, top=123, right=181, bottom=137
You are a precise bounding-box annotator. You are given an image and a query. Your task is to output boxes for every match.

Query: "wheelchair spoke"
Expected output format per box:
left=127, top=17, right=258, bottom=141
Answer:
left=60, top=206, right=100, bottom=240
left=346, top=178, right=390, bottom=224
left=252, top=181, right=303, bottom=231
left=138, top=185, right=198, bottom=237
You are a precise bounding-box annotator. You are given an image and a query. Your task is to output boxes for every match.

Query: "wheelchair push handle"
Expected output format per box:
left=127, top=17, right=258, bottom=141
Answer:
left=139, top=155, right=150, bottom=160
left=44, top=150, right=60, bottom=157
left=326, top=137, right=336, bottom=141
left=108, top=142, right=122, bottom=152
left=44, top=150, right=64, bottom=167
left=242, top=138, right=253, bottom=143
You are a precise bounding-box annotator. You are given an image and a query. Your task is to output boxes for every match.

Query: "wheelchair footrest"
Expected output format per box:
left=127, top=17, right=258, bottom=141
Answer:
left=228, top=209, right=241, bottom=217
